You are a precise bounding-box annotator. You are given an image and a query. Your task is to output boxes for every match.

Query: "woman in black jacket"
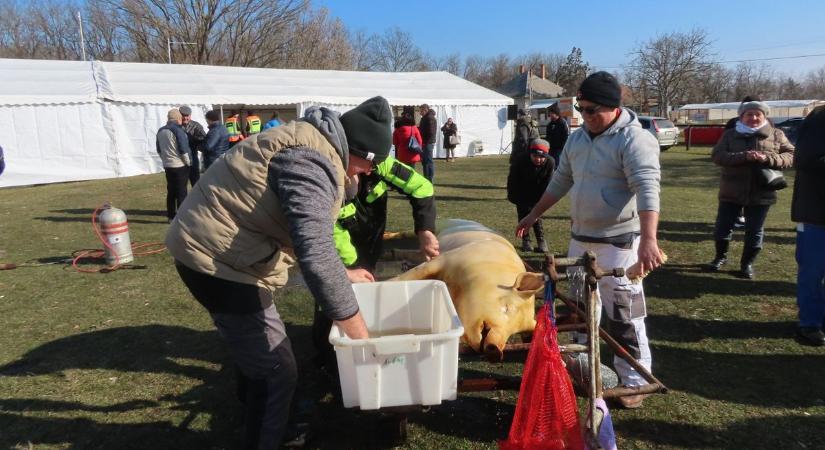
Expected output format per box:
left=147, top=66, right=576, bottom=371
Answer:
left=441, top=118, right=458, bottom=162
left=507, top=138, right=554, bottom=252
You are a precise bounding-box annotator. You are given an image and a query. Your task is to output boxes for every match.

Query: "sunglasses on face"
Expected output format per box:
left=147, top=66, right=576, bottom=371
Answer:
left=574, top=104, right=603, bottom=115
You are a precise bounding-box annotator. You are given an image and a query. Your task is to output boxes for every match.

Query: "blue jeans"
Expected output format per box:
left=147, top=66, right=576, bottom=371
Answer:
left=714, top=201, right=770, bottom=248
left=796, top=223, right=825, bottom=328
left=422, top=143, right=435, bottom=182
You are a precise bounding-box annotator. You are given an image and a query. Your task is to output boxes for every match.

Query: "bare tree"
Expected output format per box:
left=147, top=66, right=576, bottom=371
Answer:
left=517, top=51, right=565, bottom=81
left=731, top=62, right=777, bottom=100
left=486, top=53, right=512, bottom=89
left=349, top=29, right=376, bottom=71
left=369, top=27, right=423, bottom=72
left=687, top=63, right=733, bottom=103
left=463, top=54, right=485, bottom=84
left=803, top=66, right=825, bottom=99
left=627, top=29, right=713, bottom=113
left=426, top=52, right=462, bottom=75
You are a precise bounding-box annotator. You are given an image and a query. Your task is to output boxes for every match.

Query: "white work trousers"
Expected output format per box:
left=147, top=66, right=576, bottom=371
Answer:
left=568, top=237, right=652, bottom=387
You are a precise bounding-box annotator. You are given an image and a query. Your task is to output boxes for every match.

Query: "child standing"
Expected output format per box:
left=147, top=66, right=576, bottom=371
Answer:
left=507, top=138, right=555, bottom=252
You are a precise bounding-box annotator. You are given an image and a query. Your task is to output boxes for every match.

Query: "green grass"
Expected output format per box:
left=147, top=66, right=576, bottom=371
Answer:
left=1, top=147, right=823, bottom=449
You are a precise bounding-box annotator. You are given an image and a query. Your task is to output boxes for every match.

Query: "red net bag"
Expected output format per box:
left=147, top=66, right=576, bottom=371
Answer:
left=500, top=303, right=584, bottom=450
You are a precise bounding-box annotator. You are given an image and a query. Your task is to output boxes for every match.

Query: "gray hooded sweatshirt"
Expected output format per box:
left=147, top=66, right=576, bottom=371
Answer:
left=546, top=107, right=661, bottom=239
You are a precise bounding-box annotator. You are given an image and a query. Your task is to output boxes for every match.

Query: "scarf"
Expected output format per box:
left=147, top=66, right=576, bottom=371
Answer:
left=735, top=120, right=766, bottom=135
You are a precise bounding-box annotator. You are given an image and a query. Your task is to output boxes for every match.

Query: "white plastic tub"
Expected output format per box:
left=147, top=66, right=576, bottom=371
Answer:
left=329, top=280, right=464, bottom=410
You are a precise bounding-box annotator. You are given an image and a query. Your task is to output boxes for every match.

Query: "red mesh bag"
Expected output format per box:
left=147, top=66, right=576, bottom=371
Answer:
left=500, top=303, right=584, bottom=450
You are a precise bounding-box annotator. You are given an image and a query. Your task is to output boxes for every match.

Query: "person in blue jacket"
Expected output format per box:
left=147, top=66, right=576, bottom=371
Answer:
left=202, top=110, right=230, bottom=170
left=263, top=112, right=282, bottom=130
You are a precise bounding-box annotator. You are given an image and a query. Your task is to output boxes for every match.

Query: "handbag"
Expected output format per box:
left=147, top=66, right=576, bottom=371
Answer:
left=448, top=134, right=460, bottom=146
left=407, top=128, right=423, bottom=154
left=756, top=167, right=787, bottom=191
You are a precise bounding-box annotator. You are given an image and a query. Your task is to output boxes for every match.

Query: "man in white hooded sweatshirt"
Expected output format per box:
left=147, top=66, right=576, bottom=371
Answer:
left=516, top=71, right=664, bottom=409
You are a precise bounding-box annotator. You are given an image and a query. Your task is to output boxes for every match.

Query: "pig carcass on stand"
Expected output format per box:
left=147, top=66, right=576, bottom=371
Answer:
left=393, top=220, right=544, bottom=360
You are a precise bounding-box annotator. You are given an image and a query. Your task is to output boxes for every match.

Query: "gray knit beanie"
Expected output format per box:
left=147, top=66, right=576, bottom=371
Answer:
left=738, top=101, right=770, bottom=117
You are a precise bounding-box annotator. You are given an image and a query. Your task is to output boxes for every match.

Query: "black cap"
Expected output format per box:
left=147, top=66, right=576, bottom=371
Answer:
left=340, top=96, right=393, bottom=164
left=577, top=71, right=622, bottom=108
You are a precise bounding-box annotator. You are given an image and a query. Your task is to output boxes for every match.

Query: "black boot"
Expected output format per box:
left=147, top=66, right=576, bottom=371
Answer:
left=521, top=237, right=532, bottom=252
left=706, top=240, right=729, bottom=272
left=739, top=247, right=761, bottom=279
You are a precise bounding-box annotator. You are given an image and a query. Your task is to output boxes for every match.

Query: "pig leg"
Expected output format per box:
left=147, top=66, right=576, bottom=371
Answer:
left=391, top=258, right=446, bottom=281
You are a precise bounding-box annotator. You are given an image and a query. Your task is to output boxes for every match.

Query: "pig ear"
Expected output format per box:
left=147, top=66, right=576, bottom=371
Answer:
left=513, top=272, right=545, bottom=296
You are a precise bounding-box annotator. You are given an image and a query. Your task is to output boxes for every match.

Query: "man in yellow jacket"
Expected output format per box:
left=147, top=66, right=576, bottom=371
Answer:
left=166, top=96, right=393, bottom=448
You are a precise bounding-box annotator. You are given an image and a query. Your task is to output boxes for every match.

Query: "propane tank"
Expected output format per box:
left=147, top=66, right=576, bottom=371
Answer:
left=98, top=203, right=134, bottom=265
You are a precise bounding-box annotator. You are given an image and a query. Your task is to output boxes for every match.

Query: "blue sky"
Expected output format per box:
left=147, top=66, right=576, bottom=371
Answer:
left=316, top=0, right=825, bottom=76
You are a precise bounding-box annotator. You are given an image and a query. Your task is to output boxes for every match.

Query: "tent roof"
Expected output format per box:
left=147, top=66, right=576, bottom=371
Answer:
left=679, top=100, right=823, bottom=110
left=0, top=59, right=99, bottom=105
left=0, top=58, right=511, bottom=107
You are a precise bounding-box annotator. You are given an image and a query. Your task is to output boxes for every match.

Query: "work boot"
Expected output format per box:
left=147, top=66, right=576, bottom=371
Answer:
left=739, top=247, right=760, bottom=279
left=705, top=240, right=729, bottom=272
left=534, top=240, right=548, bottom=253
left=796, top=327, right=825, bottom=347
left=521, top=237, right=532, bottom=252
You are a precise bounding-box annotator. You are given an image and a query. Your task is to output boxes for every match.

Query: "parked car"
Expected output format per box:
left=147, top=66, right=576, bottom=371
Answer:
left=774, top=117, right=804, bottom=145
left=638, top=116, right=679, bottom=151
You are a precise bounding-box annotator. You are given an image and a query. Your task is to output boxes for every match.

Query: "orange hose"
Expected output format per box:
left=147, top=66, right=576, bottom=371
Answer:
left=71, top=204, right=166, bottom=273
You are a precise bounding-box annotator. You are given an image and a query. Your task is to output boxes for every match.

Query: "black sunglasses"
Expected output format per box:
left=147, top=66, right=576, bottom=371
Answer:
left=574, top=104, right=603, bottom=115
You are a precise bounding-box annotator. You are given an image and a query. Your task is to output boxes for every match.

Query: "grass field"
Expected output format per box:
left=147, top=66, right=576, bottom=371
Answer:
left=1, top=147, right=823, bottom=450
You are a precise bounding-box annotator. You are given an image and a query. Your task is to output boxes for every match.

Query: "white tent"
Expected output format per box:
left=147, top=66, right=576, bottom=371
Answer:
left=673, top=99, right=825, bottom=124
left=0, top=58, right=512, bottom=188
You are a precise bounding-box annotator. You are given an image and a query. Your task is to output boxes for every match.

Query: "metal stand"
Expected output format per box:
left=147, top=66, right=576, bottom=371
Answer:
left=544, top=252, right=668, bottom=446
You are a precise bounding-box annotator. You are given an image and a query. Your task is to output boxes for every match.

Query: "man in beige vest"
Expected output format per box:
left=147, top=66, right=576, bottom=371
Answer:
left=166, top=96, right=393, bottom=448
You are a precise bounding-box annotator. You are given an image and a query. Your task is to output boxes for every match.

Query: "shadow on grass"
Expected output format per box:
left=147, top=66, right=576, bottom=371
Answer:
left=644, top=267, right=796, bottom=299
left=648, top=314, right=796, bottom=342
left=0, top=325, right=240, bottom=449
left=619, top=415, right=825, bottom=449
left=652, top=343, right=825, bottom=408
left=658, top=220, right=796, bottom=245
left=437, top=183, right=505, bottom=191
left=34, top=208, right=168, bottom=225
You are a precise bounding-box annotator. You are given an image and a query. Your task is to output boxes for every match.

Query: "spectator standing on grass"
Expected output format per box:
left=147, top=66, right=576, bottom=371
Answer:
left=724, top=96, right=763, bottom=230
left=393, top=111, right=423, bottom=168
left=545, top=103, right=570, bottom=168
left=791, top=105, right=825, bottom=347
left=441, top=117, right=458, bottom=162
left=516, top=72, right=663, bottom=409
left=511, top=109, right=539, bottom=164
left=156, top=109, right=191, bottom=222
left=179, top=106, right=206, bottom=185
left=706, top=99, right=794, bottom=279
left=507, top=138, right=554, bottom=253
left=202, top=110, right=230, bottom=170
left=165, top=96, right=393, bottom=449
left=418, top=104, right=437, bottom=181
left=263, top=111, right=282, bottom=130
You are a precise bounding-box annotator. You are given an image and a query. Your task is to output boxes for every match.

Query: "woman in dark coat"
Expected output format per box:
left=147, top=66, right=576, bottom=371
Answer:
left=707, top=100, right=794, bottom=279
left=441, top=118, right=458, bottom=162
left=507, top=138, right=554, bottom=252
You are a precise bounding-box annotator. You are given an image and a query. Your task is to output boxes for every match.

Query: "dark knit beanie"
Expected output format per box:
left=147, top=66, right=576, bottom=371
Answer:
left=529, top=138, right=550, bottom=155
left=577, top=71, right=622, bottom=108
left=548, top=103, right=561, bottom=115
left=340, top=96, right=393, bottom=163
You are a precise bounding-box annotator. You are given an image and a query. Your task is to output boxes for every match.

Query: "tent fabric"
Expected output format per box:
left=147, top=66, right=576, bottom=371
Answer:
left=0, top=58, right=512, bottom=188
left=97, top=61, right=512, bottom=107
left=0, top=59, right=99, bottom=105
left=678, top=100, right=822, bottom=110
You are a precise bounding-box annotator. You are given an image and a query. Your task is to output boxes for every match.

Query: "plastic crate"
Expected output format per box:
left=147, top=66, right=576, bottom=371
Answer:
left=329, top=280, right=464, bottom=410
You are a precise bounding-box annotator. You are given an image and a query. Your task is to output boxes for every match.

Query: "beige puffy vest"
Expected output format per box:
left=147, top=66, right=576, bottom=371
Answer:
left=165, top=121, right=346, bottom=289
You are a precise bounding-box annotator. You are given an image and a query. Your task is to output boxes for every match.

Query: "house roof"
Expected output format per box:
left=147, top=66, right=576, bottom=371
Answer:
left=496, top=72, right=564, bottom=99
